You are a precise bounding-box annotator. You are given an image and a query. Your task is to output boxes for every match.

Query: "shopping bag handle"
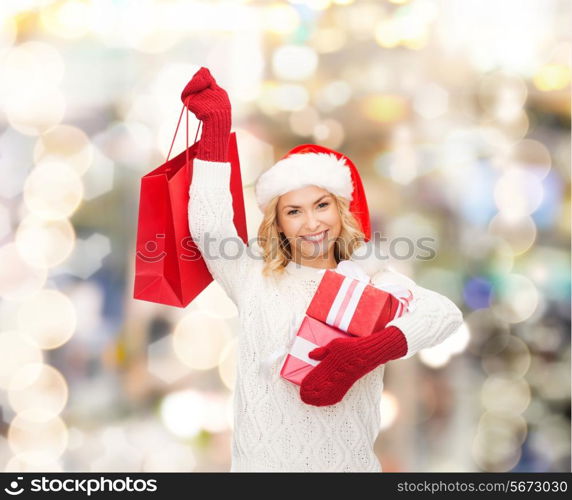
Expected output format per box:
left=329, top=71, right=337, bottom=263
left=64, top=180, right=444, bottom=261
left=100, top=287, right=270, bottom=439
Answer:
left=166, top=104, right=202, bottom=163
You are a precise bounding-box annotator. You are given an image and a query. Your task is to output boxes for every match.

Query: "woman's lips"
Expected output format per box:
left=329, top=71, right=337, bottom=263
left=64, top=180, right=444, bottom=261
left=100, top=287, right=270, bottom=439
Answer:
left=300, top=230, right=328, bottom=243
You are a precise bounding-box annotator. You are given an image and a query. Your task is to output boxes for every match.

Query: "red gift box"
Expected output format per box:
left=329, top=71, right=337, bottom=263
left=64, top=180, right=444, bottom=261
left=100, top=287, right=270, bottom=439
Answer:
left=306, top=269, right=405, bottom=337
left=280, top=316, right=351, bottom=386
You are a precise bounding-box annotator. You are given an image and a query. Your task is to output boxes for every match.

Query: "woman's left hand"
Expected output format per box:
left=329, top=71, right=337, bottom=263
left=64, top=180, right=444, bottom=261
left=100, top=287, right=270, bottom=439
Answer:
left=299, top=325, right=408, bottom=407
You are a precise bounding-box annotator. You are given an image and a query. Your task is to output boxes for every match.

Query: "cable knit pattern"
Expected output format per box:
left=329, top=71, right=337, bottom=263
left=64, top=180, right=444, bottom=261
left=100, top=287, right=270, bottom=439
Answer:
left=188, top=158, right=464, bottom=472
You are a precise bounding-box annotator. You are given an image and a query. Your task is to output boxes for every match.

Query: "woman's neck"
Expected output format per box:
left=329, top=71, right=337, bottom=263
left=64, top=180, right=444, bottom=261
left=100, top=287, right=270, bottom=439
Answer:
left=289, top=256, right=338, bottom=270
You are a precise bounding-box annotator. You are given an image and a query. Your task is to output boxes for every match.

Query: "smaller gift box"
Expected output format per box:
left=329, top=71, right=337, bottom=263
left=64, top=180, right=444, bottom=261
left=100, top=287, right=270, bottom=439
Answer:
left=306, top=260, right=412, bottom=337
left=280, top=315, right=350, bottom=386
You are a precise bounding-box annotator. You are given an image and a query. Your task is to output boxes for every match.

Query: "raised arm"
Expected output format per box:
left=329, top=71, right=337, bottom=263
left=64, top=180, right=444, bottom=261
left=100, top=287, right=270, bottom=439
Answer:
left=184, top=67, right=255, bottom=306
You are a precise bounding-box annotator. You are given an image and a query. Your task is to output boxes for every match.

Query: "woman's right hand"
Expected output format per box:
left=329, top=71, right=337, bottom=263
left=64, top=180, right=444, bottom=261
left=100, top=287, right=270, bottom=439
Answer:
left=181, top=67, right=231, bottom=121
left=181, top=67, right=231, bottom=162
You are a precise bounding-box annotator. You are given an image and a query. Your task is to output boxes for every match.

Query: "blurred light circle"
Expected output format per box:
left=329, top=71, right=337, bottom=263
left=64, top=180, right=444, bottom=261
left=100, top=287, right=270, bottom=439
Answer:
left=523, top=398, right=547, bottom=425
left=0, top=16, right=18, bottom=50
left=488, top=214, right=536, bottom=255
left=142, top=443, right=196, bottom=472
left=478, top=72, right=527, bottom=119
left=385, top=213, right=439, bottom=258
left=481, top=335, right=531, bottom=378
left=312, top=118, right=344, bottom=148
left=379, top=391, right=399, bottom=431
left=533, top=64, right=571, bottom=91
left=159, top=390, right=204, bottom=439
left=0, top=204, right=11, bottom=240
left=8, top=411, right=68, bottom=463
left=497, top=110, right=529, bottom=142
left=272, top=45, right=318, bottom=81
left=311, top=27, right=347, bottom=54
left=478, top=412, right=528, bottom=447
left=530, top=360, right=570, bottom=402
left=510, top=138, right=552, bottom=180
left=34, top=125, right=93, bottom=176
left=481, top=375, right=530, bottom=416
left=491, top=273, right=539, bottom=323
left=289, top=106, right=320, bottom=136
left=23, top=161, right=83, bottom=220
left=418, top=267, right=464, bottom=306
left=463, top=277, right=492, bottom=310
left=120, top=3, right=182, bottom=55
left=0, top=41, right=65, bottom=95
left=374, top=19, right=400, bottom=48
left=0, top=243, right=47, bottom=300
left=17, top=289, right=76, bottom=349
left=257, top=81, right=281, bottom=115
left=472, top=423, right=523, bottom=472
left=465, top=309, right=510, bottom=356
left=15, top=215, right=75, bottom=269
left=201, top=393, right=231, bottom=433
left=5, top=87, right=66, bottom=136
left=97, top=121, right=153, bottom=172
left=5, top=453, right=64, bottom=472
left=413, top=83, right=449, bottom=119
left=274, top=84, right=309, bottom=112
left=218, top=338, right=237, bottom=391
left=66, top=426, right=85, bottom=451
left=316, top=80, right=352, bottom=110
left=40, top=0, right=92, bottom=39
left=306, top=0, right=332, bottom=8
left=262, top=4, right=300, bottom=34
left=8, top=363, right=68, bottom=419
left=419, top=322, right=469, bottom=368
left=532, top=414, right=571, bottom=462
left=173, top=313, right=232, bottom=370
left=192, top=283, right=238, bottom=319
left=488, top=237, right=515, bottom=275
left=362, top=95, right=408, bottom=123
left=494, top=167, right=543, bottom=218
left=129, top=30, right=182, bottom=55
left=418, top=348, right=451, bottom=368
left=225, top=394, right=234, bottom=430
left=0, top=331, right=43, bottom=389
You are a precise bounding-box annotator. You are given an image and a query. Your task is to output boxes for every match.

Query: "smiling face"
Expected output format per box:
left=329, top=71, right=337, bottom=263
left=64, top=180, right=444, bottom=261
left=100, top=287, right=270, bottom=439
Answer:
left=276, top=185, right=342, bottom=269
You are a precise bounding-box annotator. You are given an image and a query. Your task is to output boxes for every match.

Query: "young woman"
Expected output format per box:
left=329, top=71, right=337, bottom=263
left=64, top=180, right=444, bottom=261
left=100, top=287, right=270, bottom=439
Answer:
left=184, top=67, right=463, bottom=472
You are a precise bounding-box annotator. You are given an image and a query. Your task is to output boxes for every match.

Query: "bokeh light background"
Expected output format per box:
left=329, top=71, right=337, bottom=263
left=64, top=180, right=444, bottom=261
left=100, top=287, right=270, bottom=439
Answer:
left=0, top=0, right=570, bottom=472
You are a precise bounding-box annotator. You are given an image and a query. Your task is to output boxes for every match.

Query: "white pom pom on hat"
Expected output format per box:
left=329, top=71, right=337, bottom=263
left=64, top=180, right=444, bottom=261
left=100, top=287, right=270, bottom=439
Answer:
left=254, top=143, right=372, bottom=241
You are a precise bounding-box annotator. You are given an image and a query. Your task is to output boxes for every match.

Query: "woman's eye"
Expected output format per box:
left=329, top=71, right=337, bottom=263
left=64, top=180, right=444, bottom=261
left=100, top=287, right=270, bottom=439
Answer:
left=318, top=202, right=329, bottom=209
left=287, top=209, right=299, bottom=216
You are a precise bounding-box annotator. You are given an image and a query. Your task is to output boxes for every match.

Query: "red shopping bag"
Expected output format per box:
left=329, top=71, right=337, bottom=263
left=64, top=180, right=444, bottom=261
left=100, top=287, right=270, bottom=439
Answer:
left=133, top=104, right=248, bottom=307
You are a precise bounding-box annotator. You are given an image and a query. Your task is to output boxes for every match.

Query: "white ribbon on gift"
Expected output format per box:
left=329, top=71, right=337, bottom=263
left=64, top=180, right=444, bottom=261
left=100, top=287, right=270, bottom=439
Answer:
left=288, top=335, right=320, bottom=366
left=317, top=260, right=413, bottom=327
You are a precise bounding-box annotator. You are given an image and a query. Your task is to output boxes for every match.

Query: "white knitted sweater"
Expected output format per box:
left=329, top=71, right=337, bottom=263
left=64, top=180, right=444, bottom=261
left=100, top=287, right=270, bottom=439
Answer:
left=188, top=158, right=464, bottom=472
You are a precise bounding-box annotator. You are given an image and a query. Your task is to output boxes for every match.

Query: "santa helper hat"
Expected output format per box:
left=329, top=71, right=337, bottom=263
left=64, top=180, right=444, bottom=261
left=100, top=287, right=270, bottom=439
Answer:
left=254, top=144, right=372, bottom=242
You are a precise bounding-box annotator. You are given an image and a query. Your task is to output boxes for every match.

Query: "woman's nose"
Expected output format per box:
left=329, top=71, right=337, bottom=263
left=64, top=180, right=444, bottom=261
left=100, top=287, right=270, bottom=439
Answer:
left=304, top=213, right=321, bottom=231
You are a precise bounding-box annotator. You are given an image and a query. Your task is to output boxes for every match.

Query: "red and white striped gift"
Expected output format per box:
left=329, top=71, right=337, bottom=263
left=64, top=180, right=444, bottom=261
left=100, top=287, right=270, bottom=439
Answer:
left=306, top=260, right=412, bottom=337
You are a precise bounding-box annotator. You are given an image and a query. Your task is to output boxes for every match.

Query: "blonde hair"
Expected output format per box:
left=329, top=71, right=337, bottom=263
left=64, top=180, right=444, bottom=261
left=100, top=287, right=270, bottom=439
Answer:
left=257, top=192, right=365, bottom=278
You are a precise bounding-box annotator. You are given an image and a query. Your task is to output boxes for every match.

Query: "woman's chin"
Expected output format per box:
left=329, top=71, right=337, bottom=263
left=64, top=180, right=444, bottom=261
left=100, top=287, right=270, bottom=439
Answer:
left=299, top=240, right=335, bottom=259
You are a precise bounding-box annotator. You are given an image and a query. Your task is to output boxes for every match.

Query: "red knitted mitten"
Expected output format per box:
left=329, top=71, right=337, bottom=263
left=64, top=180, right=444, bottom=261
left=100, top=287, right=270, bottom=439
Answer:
left=299, top=326, right=408, bottom=407
left=181, top=67, right=231, bottom=162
